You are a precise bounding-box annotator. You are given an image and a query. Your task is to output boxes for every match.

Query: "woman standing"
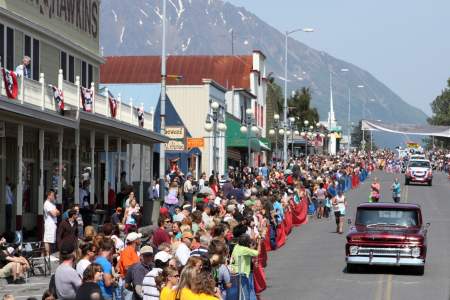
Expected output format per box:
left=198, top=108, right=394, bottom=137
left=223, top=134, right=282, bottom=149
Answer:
left=333, top=190, right=347, bottom=234
left=370, top=178, right=381, bottom=202
left=122, top=198, right=140, bottom=234
left=75, top=263, right=104, bottom=300
left=157, top=266, right=179, bottom=300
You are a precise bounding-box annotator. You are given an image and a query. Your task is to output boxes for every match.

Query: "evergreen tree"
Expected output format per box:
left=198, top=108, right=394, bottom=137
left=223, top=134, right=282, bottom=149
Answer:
left=427, top=78, right=450, bottom=148
left=351, top=120, right=371, bottom=150
left=288, top=87, right=320, bottom=127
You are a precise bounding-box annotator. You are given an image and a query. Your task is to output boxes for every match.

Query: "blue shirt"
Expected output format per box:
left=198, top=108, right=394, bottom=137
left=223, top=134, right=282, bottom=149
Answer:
left=273, top=201, right=284, bottom=223
left=95, top=256, right=113, bottom=298
left=327, top=185, right=337, bottom=198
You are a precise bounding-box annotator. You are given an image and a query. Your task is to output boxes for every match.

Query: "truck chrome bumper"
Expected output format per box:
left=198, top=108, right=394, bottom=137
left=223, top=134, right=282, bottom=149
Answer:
left=346, top=256, right=425, bottom=266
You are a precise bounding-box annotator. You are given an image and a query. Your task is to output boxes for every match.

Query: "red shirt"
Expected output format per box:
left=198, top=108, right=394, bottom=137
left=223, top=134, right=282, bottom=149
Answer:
left=152, top=227, right=171, bottom=248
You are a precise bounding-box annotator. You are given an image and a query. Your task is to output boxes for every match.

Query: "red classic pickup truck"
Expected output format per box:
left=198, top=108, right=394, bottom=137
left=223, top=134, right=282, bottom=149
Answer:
left=346, top=203, right=429, bottom=275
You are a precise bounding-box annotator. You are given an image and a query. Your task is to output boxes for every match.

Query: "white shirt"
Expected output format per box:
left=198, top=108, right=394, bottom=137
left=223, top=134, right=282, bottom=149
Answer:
left=44, top=200, right=57, bottom=225
left=5, top=184, right=14, bottom=205
left=76, top=258, right=91, bottom=278
left=142, top=267, right=162, bottom=300
left=175, top=242, right=191, bottom=266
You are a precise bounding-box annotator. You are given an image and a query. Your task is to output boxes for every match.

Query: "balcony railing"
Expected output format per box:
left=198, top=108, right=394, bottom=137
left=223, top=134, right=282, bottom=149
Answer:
left=1, top=69, right=154, bottom=131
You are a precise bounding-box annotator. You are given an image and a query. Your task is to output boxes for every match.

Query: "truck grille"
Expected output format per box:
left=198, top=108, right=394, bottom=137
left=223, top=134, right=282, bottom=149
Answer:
left=357, top=247, right=412, bottom=257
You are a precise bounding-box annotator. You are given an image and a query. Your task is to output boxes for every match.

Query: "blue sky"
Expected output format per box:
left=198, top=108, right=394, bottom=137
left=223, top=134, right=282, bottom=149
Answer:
left=228, top=0, right=450, bottom=115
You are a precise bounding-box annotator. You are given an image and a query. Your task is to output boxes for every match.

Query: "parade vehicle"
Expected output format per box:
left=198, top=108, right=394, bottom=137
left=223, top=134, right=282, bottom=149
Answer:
left=405, top=159, right=433, bottom=186
left=346, top=203, right=429, bottom=275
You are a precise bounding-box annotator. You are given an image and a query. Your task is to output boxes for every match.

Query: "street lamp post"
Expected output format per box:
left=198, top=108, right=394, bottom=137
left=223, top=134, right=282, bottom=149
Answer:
left=303, top=120, right=309, bottom=155
left=289, top=116, right=296, bottom=156
left=240, top=108, right=259, bottom=168
left=159, top=0, right=167, bottom=200
left=283, top=27, right=314, bottom=166
left=357, top=84, right=365, bottom=150
left=340, top=68, right=351, bottom=152
left=204, top=101, right=227, bottom=176
left=269, top=113, right=280, bottom=162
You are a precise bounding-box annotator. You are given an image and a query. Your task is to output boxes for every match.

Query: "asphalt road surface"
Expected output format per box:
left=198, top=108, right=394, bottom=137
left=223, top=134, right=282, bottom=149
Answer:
left=262, top=171, right=450, bottom=300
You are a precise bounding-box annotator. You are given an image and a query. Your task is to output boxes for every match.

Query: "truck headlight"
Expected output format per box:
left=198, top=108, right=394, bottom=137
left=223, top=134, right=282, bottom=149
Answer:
left=349, top=246, right=359, bottom=255
left=411, top=247, right=420, bottom=258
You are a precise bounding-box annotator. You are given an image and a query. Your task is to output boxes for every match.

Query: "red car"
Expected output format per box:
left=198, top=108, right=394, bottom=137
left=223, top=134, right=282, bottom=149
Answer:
left=346, top=203, right=429, bottom=275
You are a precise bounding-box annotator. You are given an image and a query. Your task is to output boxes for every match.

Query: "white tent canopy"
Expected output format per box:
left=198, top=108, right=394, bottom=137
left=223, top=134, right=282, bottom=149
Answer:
left=361, top=120, right=450, bottom=138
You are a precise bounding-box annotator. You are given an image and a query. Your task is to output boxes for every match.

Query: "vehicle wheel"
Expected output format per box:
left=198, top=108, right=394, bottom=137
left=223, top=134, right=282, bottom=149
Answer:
left=414, top=266, right=425, bottom=276
left=346, top=263, right=356, bottom=273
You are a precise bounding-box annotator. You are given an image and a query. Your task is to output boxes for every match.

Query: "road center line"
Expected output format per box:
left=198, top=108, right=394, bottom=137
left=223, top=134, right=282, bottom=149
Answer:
left=384, top=274, right=393, bottom=300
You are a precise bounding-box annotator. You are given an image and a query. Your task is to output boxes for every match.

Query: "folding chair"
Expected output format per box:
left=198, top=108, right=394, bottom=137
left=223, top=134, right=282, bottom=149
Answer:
left=24, top=241, right=51, bottom=277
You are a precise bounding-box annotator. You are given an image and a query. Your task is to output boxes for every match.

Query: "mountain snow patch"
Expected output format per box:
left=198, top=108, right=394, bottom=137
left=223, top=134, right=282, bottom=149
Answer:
left=220, top=12, right=226, bottom=24
left=140, top=9, right=149, bottom=17
left=168, top=0, right=185, bottom=20
left=243, top=40, right=249, bottom=45
left=154, top=6, right=163, bottom=21
left=238, top=11, right=247, bottom=21
left=112, top=9, right=118, bottom=22
left=139, top=19, right=143, bottom=26
left=120, top=26, right=125, bottom=44
left=181, top=37, right=192, bottom=52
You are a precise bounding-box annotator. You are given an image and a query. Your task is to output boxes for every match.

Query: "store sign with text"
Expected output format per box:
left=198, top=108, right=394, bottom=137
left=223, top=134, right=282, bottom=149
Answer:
left=165, top=126, right=185, bottom=139
left=165, top=140, right=185, bottom=151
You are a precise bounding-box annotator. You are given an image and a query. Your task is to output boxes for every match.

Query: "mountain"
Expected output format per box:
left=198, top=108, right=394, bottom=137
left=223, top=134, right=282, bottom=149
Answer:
left=99, top=0, right=428, bottom=147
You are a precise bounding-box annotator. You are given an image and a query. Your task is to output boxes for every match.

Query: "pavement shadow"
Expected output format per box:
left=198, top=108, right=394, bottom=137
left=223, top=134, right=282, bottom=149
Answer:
left=343, top=264, right=424, bottom=276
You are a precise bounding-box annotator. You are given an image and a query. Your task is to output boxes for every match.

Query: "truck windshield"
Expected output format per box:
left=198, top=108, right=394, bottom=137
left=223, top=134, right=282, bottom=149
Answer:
left=356, top=209, right=419, bottom=227
left=409, top=161, right=430, bottom=168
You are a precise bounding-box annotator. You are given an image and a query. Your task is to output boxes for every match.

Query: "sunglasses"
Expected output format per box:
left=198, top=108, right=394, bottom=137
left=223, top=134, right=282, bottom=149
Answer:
left=170, top=274, right=180, bottom=278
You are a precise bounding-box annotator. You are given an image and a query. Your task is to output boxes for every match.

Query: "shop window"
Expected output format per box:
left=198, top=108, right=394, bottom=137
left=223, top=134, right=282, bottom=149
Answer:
left=68, top=55, right=74, bottom=83
left=81, top=60, right=87, bottom=87
left=24, top=35, right=40, bottom=80
left=6, top=27, right=14, bottom=70
left=60, top=51, right=67, bottom=80
left=0, top=24, right=4, bottom=67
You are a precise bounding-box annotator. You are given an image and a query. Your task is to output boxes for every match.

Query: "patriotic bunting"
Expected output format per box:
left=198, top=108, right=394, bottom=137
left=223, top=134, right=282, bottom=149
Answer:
left=1, top=68, right=18, bottom=99
left=49, top=85, right=65, bottom=115
left=80, top=87, right=94, bottom=112
left=109, top=95, right=118, bottom=118
left=137, top=107, right=144, bottom=127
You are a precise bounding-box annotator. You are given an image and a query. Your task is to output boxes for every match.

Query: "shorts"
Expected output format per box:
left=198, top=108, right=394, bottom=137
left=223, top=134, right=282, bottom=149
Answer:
left=334, top=211, right=344, bottom=224
left=43, top=222, right=57, bottom=243
left=0, top=262, right=15, bottom=278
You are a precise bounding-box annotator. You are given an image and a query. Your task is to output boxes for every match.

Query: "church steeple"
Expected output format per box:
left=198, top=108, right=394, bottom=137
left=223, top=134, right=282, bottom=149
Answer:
left=328, top=71, right=336, bottom=129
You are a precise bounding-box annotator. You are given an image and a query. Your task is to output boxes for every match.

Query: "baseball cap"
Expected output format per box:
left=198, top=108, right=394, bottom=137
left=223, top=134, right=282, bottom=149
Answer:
left=159, top=207, right=169, bottom=216
left=140, top=245, right=154, bottom=255
left=154, top=250, right=172, bottom=263
left=126, top=232, right=143, bottom=242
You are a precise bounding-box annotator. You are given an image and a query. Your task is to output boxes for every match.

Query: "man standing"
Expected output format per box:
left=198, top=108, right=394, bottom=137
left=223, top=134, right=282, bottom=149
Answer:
left=119, top=232, right=142, bottom=300
left=175, top=231, right=194, bottom=266
left=183, top=174, right=194, bottom=203
left=5, top=177, right=14, bottom=231
left=43, top=190, right=60, bottom=256
left=56, top=209, right=78, bottom=250
left=15, top=56, right=31, bottom=78
left=125, top=246, right=154, bottom=300
left=95, top=239, right=115, bottom=300
left=391, top=178, right=401, bottom=203
left=54, top=240, right=81, bottom=299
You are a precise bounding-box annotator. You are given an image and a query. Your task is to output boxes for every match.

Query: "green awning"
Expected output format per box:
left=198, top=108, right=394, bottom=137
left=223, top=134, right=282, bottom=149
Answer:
left=259, top=137, right=272, bottom=151
left=226, top=117, right=260, bottom=151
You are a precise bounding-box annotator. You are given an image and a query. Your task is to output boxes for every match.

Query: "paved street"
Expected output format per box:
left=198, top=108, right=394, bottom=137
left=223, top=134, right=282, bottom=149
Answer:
left=262, top=171, right=450, bottom=300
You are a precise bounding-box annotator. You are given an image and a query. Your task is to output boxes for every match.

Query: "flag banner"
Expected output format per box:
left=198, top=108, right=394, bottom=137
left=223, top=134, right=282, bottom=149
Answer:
left=109, top=96, right=118, bottom=118
left=1, top=68, right=18, bottom=99
left=361, top=119, right=450, bottom=138
left=137, top=107, right=144, bottom=127
left=80, top=87, right=94, bottom=112
left=49, top=85, right=64, bottom=115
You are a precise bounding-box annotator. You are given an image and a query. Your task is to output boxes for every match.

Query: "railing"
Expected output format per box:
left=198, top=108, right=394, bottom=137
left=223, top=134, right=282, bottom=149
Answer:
left=0, top=68, right=154, bottom=131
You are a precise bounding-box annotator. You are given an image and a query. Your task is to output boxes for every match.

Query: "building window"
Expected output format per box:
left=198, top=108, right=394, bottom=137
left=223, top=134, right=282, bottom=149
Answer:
left=88, top=64, right=93, bottom=86
left=24, top=35, right=40, bottom=80
left=260, top=105, right=264, bottom=128
left=0, top=24, right=4, bottom=68
left=81, top=61, right=87, bottom=87
left=68, top=55, right=74, bottom=83
left=32, top=39, right=40, bottom=81
left=6, top=27, right=14, bottom=70
left=60, top=51, right=67, bottom=80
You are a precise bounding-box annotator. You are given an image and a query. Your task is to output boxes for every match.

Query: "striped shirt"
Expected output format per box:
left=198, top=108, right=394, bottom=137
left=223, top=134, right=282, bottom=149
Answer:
left=142, top=268, right=162, bottom=300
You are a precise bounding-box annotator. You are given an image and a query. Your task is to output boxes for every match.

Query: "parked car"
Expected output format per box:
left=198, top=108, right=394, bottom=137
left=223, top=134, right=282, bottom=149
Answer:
left=346, top=203, right=429, bottom=275
left=405, top=159, right=433, bottom=186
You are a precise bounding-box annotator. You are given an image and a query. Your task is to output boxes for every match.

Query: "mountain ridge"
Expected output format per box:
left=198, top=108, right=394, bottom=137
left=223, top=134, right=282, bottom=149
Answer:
left=100, top=0, right=427, bottom=146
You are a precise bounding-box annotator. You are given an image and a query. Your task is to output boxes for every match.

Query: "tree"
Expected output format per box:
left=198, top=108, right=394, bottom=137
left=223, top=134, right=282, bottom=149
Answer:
left=351, top=120, right=371, bottom=150
left=266, top=76, right=283, bottom=115
left=288, top=87, right=320, bottom=128
left=426, top=78, right=450, bottom=148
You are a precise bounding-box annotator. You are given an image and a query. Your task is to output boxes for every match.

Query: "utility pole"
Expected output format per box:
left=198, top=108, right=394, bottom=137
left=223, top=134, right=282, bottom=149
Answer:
left=159, top=0, right=167, bottom=200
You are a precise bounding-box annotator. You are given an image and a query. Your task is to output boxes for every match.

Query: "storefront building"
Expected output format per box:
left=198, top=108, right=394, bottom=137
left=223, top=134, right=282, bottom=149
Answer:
left=0, top=0, right=167, bottom=236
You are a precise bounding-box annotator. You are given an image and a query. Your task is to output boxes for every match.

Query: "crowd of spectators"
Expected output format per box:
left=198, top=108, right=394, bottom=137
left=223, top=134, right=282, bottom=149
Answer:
left=6, top=148, right=447, bottom=300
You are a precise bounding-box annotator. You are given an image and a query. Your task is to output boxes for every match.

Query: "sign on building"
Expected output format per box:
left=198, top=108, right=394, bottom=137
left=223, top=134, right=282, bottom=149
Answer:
left=187, top=138, right=204, bottom=149
left=165, top=126, right=185, bottom=151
